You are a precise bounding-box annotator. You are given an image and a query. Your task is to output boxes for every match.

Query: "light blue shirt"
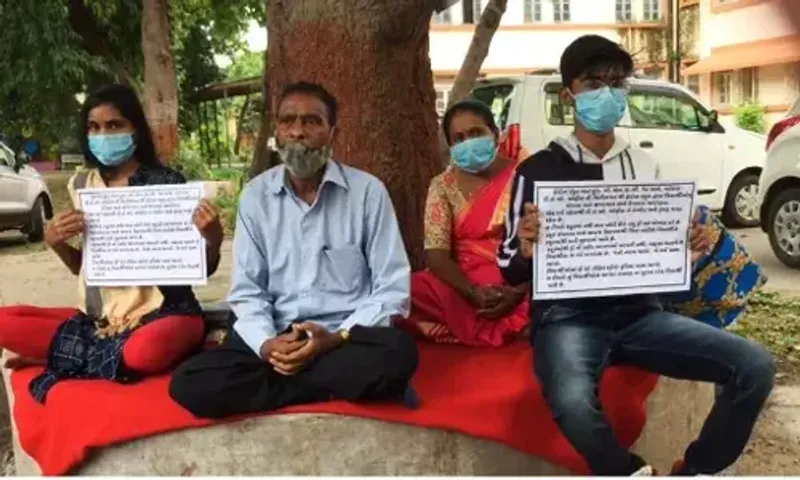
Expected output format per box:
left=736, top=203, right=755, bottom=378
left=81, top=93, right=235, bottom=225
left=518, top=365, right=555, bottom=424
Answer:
left=230, top=160, right=411, bottom=357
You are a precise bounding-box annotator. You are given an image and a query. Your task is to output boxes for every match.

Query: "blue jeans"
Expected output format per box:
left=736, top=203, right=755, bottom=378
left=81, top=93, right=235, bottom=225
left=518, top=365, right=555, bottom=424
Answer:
left=533, top=303, right=775, bottom=475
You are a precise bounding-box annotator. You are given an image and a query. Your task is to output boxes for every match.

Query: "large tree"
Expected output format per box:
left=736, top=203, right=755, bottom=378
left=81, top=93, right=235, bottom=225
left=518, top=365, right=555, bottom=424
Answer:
left=267, top=0, right=447, bottom=267
left=447, top=0, right=508, bottom=106
left=143, top=0, right=180, bottom=161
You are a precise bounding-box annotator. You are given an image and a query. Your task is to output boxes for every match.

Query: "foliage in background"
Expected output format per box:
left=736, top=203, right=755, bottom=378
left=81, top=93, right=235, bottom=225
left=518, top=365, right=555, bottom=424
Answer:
left=732, top=290, right=800, bottom=378
left=172, top=138, right=243, bottom=234
left=213, top=180, right=242, bottom=234
left=0, top=0, right=264, bottom=153
left=0, top=1, right=106, bottom=152
left=734, top=103, right=767, bottom=134
left=174, top=139, right=213, bottom=180
left=225, top=50, right=264, bottom=81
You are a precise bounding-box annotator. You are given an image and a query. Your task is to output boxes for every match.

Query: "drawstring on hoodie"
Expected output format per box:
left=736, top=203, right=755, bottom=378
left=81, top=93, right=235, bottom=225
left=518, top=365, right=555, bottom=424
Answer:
left=575, top=143, right=637, bottom=180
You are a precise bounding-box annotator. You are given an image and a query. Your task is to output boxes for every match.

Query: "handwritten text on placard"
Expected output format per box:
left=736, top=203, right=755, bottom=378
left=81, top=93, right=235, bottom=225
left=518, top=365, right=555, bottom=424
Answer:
left=79, top=184, right=207, bottom=287
left=532, top=181, right=696, bottom=300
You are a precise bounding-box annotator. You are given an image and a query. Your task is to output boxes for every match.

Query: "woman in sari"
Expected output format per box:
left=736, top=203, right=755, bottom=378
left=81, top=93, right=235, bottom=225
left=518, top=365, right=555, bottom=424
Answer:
left=0, top=84, right=223, bottom=403
left=399, top=100, right=529, bottom=346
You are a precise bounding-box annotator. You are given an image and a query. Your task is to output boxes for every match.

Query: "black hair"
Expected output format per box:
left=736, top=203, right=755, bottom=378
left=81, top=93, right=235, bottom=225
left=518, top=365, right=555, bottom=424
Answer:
left=442, top=99, right=499, bottom=146
left=560, top=35, right=634, bottom=87
left=278, top=82, right=338, bottom=127
left=79, top=83, right=159, bottom=168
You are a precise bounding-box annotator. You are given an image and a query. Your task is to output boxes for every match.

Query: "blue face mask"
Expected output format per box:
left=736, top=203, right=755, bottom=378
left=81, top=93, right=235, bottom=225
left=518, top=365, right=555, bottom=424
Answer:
left=88, top=133, right=136, bottom=167
left=572, top=86, right=628, bottom=134
left=450, top=136, right=497, bottom=174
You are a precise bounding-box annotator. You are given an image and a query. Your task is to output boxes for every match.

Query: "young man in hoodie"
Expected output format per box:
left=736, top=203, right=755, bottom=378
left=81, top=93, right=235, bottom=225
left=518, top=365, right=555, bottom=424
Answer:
left=497, top=35, right=775, bottom=476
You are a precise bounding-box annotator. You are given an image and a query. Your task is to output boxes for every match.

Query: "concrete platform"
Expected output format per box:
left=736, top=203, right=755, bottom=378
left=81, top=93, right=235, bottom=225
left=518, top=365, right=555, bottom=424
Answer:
left=3, top=363, right=713, bottom=475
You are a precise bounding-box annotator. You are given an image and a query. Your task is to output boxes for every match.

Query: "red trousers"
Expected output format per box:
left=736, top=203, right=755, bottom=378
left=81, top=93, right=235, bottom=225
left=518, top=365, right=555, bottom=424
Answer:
left=0, top=306, right=205, bottom=375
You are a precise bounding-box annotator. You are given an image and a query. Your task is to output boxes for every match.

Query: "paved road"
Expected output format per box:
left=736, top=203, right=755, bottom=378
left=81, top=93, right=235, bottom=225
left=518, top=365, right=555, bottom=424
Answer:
left=734, top=228, right=800, bottom=295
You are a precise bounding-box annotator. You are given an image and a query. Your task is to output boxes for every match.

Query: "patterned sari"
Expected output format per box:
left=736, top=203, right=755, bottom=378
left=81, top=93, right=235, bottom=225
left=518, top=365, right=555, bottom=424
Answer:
left=399, top=160, right=530, bottom=346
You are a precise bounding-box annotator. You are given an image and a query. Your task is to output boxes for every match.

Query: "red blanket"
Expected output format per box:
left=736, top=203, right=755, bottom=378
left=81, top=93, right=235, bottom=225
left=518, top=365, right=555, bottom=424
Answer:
left=10, top=342, right=658, bottom=475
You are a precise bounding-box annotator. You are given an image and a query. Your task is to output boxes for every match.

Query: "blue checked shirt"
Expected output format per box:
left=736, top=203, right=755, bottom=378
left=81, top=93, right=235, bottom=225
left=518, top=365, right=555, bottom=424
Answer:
left=230, top=160, right=411, bottom=357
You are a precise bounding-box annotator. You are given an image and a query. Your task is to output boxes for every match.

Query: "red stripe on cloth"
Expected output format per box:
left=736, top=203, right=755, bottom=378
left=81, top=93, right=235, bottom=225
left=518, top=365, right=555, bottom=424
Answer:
left=10, top=342, right=658, bottom=475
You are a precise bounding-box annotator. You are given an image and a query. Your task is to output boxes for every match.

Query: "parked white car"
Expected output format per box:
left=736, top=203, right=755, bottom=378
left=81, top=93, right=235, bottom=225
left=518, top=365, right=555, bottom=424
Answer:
left=471, top=74, right=766, bottom=228
left=0, top=141, right=53, bottom=242
left=758, top=99, right=800, bottom=268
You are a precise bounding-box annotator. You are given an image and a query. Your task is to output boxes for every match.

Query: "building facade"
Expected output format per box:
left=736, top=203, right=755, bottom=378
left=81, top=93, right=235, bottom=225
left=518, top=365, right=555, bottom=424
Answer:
left=681, top=0, right=800, bottom=125
left=429, top=0, right=670, bottom=114
left=430, top=0, right=800, bottom=125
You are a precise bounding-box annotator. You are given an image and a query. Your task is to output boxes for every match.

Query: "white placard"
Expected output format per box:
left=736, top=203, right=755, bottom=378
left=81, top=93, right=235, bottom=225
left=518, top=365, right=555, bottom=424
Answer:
left=532, top=180, right=696, bottom=301
left=78, top=184, right=207, bottom=287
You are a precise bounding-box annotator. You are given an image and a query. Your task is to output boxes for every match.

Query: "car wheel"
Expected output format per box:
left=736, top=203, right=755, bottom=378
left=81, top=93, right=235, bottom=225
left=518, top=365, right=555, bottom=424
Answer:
left=722, top=172, right=761, bottom=228
left=767, top=187, right=800, bottom=269
left=26, top=197, right=47, bottom=243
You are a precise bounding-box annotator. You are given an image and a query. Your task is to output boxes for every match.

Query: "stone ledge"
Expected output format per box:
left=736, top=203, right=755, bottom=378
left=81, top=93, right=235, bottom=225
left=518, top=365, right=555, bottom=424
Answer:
left=3, top=365, right=713, bottom=475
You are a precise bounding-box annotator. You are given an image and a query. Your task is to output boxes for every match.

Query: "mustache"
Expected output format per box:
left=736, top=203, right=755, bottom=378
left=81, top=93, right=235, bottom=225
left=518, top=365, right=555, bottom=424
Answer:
left=276, top=140, right=313, bottom=149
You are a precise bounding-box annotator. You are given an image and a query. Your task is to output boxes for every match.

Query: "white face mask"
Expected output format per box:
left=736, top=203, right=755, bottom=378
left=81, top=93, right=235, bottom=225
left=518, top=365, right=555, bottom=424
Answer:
left=277, top=143, right=332, bottom=178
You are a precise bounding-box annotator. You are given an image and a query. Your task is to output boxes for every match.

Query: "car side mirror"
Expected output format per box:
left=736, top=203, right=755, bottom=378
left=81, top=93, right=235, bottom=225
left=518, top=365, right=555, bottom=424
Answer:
left=709, top=110, right=719, bottom=125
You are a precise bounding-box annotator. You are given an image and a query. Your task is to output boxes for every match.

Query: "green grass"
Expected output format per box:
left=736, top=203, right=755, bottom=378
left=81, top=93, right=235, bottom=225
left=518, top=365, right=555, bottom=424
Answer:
left=731, top=290, right=800, bottom=379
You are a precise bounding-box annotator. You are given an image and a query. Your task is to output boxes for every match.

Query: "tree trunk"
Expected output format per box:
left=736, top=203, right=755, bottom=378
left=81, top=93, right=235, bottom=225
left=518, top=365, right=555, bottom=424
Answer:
left=234, top=94, right=251, bottom=156
left=447, top=0, right=507, bottom=107
left=267, top=0, right=443, bottom=269
left=249, top=44, right=273, bottom=181
left=142, top=0, right=179, bottom=162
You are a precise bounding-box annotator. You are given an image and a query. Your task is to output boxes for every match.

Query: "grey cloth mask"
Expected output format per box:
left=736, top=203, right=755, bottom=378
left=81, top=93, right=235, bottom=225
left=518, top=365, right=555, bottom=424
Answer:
left=277, top=143, right=332, bottom=178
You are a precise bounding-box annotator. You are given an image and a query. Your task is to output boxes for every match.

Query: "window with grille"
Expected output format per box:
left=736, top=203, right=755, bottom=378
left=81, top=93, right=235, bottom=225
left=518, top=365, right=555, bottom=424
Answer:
left=715, top=71, right=732, bottom=105
left=616, top=0, right=632, bottom=22
left=686, top=75, right=700, bottom=95
left=643, top=0, right=661, bottom=21
left=474, top=0, right=483, bottom=18
left=435, top=89, right=450, bottom=117
left=554, top=0, right=570, bottom=22
left=433, top=7, right=453, bottom=24
left=524, top=0, right=542, bottom=23
left=741, top=68, right=759, bottom=103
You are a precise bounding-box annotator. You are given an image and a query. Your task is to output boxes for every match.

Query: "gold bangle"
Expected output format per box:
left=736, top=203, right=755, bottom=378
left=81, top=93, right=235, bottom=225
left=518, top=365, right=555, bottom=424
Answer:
left=338, top=329, right=351, bottom=342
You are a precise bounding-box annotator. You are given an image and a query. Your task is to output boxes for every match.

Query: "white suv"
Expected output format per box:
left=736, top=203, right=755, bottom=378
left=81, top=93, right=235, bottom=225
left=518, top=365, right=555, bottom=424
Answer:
left=758, top=99, right=800, bottom=268
left=472, top=74, right=766, bottom=228
left=0, top=141, right=53, bottom=242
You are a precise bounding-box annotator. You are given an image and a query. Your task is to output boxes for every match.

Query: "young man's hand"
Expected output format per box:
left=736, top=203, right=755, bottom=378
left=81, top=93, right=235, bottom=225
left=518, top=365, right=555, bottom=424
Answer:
left=268, top=322, right=344, bottom=376
left=517, top=203, right=540, bottom=259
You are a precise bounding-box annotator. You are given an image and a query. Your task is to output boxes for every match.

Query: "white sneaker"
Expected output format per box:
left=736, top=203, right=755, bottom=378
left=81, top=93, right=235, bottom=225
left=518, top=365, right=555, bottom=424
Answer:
left=631, top=465, right=655, bottom=476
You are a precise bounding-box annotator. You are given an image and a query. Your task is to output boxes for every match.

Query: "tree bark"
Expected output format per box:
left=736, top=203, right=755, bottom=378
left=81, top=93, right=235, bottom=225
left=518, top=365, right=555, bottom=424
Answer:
left=267, top=0, right=443, bottom=269
left=142, top=0, right=180, bottom=162
left=447, top=0, right=507, bottom=107
left=234, top=94, right=251, bottom=156
left=249, top=43, right=274, bottom=180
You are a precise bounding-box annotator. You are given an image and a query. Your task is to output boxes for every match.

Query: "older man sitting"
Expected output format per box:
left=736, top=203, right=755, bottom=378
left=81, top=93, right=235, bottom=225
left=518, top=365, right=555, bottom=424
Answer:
left=169, top=82, right=418, bottom=419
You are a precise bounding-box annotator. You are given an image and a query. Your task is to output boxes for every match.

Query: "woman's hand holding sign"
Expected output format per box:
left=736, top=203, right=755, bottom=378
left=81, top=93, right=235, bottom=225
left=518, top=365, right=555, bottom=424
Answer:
left=45, top=210, right=85, bottom=247
left=193, top=199, right=224, bottom=248
left=517, top=203, right=541, bottom=259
